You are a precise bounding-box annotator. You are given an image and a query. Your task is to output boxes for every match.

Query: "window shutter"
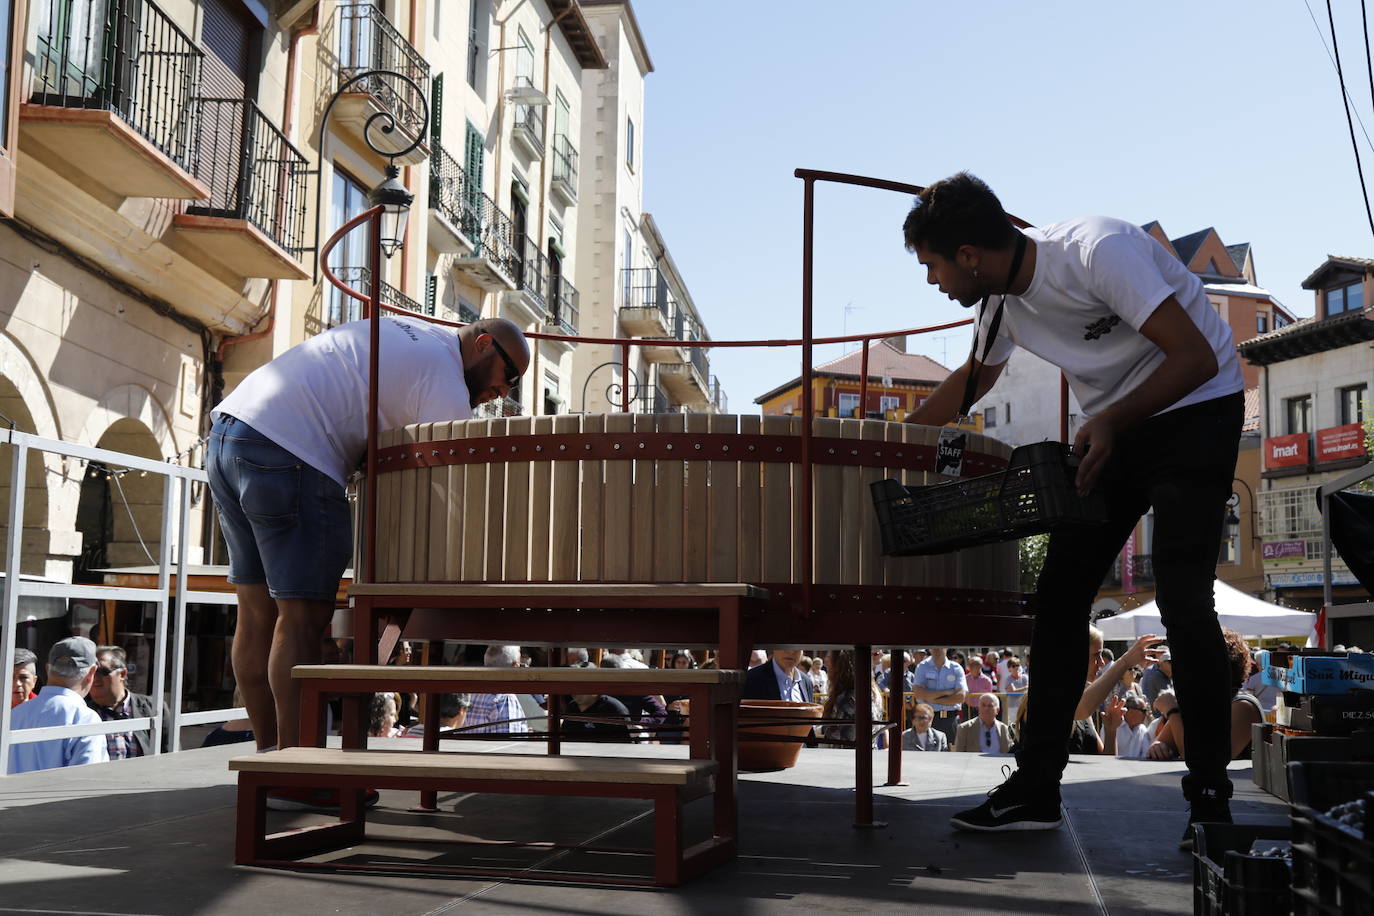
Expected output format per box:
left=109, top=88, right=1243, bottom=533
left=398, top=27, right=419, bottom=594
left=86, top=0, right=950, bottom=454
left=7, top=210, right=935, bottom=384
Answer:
left=201, top=0, right=256, bottom=99
left=424, top=274, right=437, bottom=316
left=430, top=73, right=443, bottom=142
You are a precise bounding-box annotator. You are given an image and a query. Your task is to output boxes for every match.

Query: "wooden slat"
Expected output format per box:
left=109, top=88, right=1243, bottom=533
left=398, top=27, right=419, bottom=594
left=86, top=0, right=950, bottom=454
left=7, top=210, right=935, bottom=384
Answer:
left=905, top=423, right=941, bottom=588
left=294, top=664, right=746, bottom=685
left=549, top=415, right=580, bottom=580
left=527, top=415, right=555, bottom=582
left=682, top=413, right=710, bottom=581
left=652, top=413, right=685, bottom=582
left=736, top=414, right=762, bottom=584
left=630, top=413, right=656, bottom=581
left=460, top=419, right=491, bottom=581
left=443, top=421, right=466, bottom=581
left=424, top=422, right=450, bottom=582
left=811, top=417, right=845, bottom=585
left=857, top=420, right=887, bottom=586
left=483, top=418, right=509, bottom=582
left=501, top=417, right=533, bottom=581
left=760, top=414, right=792, bottom=583
left=230, top=747, right=717, bottom=786
left=601, top=413, right=633, bottom=580
left=838, top=418, right=865, bottom=585
left=410, top=422, right=434, bottom=582
left=348, top=582, right=770, bottom=599
left=881, top=420, right=910, bottom=587
left=707, top=413, right=739, bottom=582
left=578, top=413, right=604, bottom=581
left=392, top=425, right=419, bottom=582
left=373, top=429, right=401, bottom=583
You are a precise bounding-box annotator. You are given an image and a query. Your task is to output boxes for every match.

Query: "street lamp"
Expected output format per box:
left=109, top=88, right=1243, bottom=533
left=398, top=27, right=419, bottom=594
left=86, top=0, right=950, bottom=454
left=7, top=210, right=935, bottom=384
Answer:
left=368, top=163, right=414, bottom=259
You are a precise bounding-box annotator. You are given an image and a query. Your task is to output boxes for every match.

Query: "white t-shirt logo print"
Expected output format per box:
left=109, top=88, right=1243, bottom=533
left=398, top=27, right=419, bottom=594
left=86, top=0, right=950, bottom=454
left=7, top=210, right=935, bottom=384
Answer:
left=1083, top=315, right=1121, bottom=341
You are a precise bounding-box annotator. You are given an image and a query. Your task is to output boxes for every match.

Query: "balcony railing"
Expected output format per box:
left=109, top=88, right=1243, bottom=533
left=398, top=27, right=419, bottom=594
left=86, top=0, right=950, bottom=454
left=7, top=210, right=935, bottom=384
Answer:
left=329, top=266, right=427, bottom=326
left=550, top=275, right=580, bottom=335
left=478, top=396, right=524, bottom=418
left=512, top=94, right=545, bottom=157
left=186, top=98, right=310, bottom=257
left=30, top=0, right=204, bottom=172
left=465, top=190, right=520, bottom=280
left=710, top=376, right=727, bottom=414
left=550, top=133, right=578, bottom=201
left=429, top=141, right=473, bottom=239
left=623, top=267, right=672, bottom=318
left=636, top=384, right=671, bottom=415
left=515, top=238, right=548, bottom=311
left=336, top=3, right=429, bottom=138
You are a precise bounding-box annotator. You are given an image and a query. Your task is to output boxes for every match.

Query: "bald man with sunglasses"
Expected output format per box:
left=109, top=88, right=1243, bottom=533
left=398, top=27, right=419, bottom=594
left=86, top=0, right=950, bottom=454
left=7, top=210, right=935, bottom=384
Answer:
left=208, top=316, right=530, bottom=771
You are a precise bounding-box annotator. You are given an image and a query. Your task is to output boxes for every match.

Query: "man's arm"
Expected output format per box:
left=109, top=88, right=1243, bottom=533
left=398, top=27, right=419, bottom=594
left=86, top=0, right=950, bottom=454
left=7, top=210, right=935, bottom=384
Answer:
left=905, top=355, right=1008, bottom=426
left=1072, top=297, right=1219, bottom=493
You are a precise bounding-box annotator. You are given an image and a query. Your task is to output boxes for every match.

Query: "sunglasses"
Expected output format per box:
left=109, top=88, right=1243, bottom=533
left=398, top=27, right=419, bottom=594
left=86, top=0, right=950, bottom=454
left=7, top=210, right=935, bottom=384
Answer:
left=490, top=338, right=521, bottom=389
left=95, top=665, right=124, bottom=678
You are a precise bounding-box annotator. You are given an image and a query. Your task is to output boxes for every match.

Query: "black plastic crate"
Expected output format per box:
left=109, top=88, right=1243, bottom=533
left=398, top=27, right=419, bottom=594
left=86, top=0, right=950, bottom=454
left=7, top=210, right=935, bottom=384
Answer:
left=1251, top=722, right=1273, bottom=793
left=870, top=441, right=1106, bottom=557
left=1289, top=761, right=1374, bottom=916
left=1192, top=822, right=1292, bottom=916
left=1262, top=731, right=1373, bottom=802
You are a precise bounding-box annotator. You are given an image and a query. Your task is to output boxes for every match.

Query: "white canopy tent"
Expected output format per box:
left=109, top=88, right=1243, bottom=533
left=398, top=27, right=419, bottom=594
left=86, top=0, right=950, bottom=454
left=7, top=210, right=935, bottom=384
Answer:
left=1095, top=579, right=1316, bottom=639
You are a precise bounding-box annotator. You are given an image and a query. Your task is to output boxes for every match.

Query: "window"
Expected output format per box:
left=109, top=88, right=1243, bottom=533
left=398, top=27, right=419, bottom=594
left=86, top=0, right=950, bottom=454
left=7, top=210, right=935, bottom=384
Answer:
left=327, top=169, right=370, bottom=327
left=0, top=0, right=22, bottom=216
left=984, top=406, right=997, bottom=428
left=467, top=0, right=485, bottom=91
left=1286, top=395, right=1312, bottom=434
left=838, top=393, right=860, bottom=418
left=1005, top=402, right=1012, bottom=423
left=1327, top=280, right=1365, bottom=316
left=622, top=228, right=633, bottom=305
left=1273, top=311, right=1290, bottom=329
left=879, top=395, right=901, bottom=413
left=625, top=116, right=635, bottom=170
left=1340, top=385, right=1368, bottom=425
left=464, top=122, right=484, bottom=211
left=1256, top=312, right=1268, bottom=333
left=544, top=369, right=561, bottom=416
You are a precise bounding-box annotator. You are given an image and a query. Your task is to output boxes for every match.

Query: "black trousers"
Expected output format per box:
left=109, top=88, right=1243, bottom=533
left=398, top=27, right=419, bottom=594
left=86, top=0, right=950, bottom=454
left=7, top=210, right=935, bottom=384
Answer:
left=1016, top=391, right=1243, bottom=801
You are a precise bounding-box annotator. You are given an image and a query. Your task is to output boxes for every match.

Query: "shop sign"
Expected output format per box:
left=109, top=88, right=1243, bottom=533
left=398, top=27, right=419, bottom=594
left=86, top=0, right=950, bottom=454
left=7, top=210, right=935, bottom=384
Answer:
left=1269, top=571, right=1360, bottom=587
left=1262, top=540, right=1307, bottom=561
left=1315, top=423, right=1367, bottom=464
left=1264, top=433, right=1309, bottom=470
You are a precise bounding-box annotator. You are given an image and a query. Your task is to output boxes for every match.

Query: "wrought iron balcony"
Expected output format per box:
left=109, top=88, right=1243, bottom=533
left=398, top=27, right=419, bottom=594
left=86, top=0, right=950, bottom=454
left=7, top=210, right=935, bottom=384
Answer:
left=328, top=266, right=427, bottom=326
left=710, top=376, right=728, bottom=414
left=549, top=275, right=580, bottom=335
left=636, top=384, right=672, bottom=415
left=177, top=98, right=311, bottom=278
left=510, top=81, right=545, bottom=159
left=621, top=267, right=673, bottom=336
left=453, top=190, right=520, bottom=291
left=25, top=0, right=207, bottom=199
left=550, top=133, right=578, bottom=205
left=477, top=396, right=525, bottom=418
left=515, top=239, right=548, bottom=311
left=428, top=141, right=476, bottom=254
left=335, top=3, right=430, bottom=165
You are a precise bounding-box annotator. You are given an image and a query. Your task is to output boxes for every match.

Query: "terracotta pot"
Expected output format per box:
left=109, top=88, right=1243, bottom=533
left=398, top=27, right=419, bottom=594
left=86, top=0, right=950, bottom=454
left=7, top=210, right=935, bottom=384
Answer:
left=736, top=700, right=823, bottom=771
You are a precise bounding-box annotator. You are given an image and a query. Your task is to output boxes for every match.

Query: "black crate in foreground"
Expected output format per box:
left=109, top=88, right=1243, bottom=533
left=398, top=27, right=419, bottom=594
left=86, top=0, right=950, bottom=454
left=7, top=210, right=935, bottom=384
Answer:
left=870, top=441, right=1106, bottom=557
left=1289, top=761, right=1374, bottom=916
left=1191, top=822, right=1292, bottom=916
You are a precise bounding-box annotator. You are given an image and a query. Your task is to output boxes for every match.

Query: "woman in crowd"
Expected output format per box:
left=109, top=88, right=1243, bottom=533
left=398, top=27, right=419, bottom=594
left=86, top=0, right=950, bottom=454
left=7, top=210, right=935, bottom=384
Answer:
left=820, top=651, right=885, bottom=748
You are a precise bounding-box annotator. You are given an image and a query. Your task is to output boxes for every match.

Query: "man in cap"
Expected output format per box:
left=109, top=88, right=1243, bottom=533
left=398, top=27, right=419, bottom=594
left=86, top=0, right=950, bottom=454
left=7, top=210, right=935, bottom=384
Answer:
left=8, top=637, right=109, bottom=774
left=1140, top=649, right=1173, bottom=706
left=86, top=646, right=169, bottom=759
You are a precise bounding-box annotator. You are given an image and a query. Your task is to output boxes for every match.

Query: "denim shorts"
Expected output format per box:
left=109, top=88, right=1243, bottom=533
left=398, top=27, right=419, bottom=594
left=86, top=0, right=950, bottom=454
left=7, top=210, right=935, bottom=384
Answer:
left=206, top=414, right=353, bottom=600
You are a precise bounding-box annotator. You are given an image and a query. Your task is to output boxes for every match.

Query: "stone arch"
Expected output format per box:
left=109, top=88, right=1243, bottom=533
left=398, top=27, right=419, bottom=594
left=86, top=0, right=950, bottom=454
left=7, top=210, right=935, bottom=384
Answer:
left=76, top=384, right=180, bottom=459
left=0, top=333, right=65, bottom=577
left=77, top=418, right=167, bottom=575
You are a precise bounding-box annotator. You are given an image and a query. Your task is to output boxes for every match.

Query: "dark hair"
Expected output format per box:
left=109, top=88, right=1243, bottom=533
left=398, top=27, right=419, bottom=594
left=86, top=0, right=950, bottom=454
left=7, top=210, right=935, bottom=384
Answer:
left=97, top=645, right=128, bottom=668
left=1221, top=628, right=1252, bottom=690
left=902, top=172, right=1019, bottom=259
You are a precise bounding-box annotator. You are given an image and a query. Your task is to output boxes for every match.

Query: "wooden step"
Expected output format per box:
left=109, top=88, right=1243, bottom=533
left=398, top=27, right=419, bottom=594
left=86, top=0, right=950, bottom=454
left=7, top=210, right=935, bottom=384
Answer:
left=292, top=664, right=744, bottom=685
left=229, top=747, right=717, bottom=789
left=347, top=582, right=769, bottom=599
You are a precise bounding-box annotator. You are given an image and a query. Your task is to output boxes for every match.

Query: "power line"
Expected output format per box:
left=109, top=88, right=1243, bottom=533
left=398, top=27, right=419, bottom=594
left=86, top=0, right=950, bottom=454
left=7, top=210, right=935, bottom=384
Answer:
left=1304, top=0, right=1374, bottom=154
left=1326, top=0, right=1374, bottom=239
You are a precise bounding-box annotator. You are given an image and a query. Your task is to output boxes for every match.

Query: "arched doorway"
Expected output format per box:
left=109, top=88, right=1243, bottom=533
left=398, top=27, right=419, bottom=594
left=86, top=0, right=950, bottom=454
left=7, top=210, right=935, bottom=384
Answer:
left=76, top=418, right=165, bottom=580
left=0, top=376, right=51, bottom=577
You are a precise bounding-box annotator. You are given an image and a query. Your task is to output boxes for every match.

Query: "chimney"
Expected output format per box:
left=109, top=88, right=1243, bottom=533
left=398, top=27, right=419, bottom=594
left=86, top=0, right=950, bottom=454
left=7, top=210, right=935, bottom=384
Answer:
left=882, top=335, right=907, bottom=353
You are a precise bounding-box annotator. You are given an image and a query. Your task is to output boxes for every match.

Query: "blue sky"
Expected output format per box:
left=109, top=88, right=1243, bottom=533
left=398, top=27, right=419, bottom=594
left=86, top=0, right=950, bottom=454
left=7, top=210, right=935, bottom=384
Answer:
left=635, top=1, right=1374, bottom=410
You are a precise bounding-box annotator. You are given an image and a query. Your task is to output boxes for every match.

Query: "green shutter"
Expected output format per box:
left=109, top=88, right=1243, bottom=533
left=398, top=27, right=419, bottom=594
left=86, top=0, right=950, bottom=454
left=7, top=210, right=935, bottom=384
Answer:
left=465, top=122, right=484, bottom=191
left=424, top=275, right=437, bottom=316
left=431, top=73, right=443, bottom=142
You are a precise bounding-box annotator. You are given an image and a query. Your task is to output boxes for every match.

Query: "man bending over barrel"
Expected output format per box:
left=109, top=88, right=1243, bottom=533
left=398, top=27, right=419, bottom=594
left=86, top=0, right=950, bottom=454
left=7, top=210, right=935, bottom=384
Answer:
left=903, top=173, right=1243, bottom=848
left=207, top=317, right=530, bottom=769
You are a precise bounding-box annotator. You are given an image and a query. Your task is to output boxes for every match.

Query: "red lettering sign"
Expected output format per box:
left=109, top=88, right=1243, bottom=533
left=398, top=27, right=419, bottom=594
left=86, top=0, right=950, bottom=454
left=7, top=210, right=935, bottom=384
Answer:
left=1316, top=423, right=1368, bottom=464
left=1265, top=433, right=1310, bottom=470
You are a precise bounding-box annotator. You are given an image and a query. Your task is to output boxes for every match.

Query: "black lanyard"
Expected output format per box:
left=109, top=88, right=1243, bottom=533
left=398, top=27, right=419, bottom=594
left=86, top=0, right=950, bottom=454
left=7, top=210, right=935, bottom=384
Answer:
left=958, top=232, right=1028, bottom=418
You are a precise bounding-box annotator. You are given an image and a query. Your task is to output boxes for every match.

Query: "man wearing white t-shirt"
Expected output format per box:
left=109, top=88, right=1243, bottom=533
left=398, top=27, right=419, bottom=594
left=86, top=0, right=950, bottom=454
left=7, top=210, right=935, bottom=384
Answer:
left=903, top=173, right=1243, bottom=846
left=207, top=316, right=529, bottom=781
